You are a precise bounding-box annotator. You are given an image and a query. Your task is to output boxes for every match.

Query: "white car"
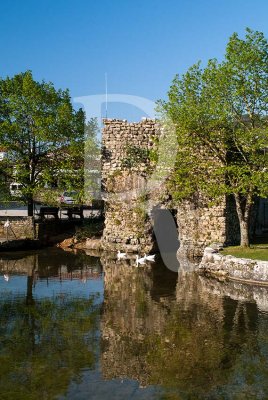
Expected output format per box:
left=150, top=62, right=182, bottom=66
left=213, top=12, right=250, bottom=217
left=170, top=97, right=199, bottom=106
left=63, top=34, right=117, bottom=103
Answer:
left=10, top=182, right=23, bottom=197
left=59, top=191, right=78, bottom=205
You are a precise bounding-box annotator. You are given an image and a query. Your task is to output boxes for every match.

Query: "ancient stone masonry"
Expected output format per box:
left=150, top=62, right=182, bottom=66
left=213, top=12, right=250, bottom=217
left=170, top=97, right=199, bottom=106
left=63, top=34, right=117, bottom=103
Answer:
left=177, top=200, right=226, bottom=258
left=177, top=195, right=241, bottom=258
left=101, top=118, right=241, bottom=256
left=101, top=118, right=159, bottom=253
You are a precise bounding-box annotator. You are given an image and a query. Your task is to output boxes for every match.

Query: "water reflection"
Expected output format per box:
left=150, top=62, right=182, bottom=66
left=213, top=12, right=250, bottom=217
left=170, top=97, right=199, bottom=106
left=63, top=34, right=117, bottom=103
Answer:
left=0, top=249, right=102, bottom=400
left=0, top=250, right=268, bottom=399
left=101, top=256, right=268, bottom=399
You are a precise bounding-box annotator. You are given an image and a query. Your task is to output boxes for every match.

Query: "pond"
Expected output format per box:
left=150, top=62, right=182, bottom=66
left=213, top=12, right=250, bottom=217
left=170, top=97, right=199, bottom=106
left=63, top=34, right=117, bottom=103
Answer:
left=0, top=248, right=268, bottom=399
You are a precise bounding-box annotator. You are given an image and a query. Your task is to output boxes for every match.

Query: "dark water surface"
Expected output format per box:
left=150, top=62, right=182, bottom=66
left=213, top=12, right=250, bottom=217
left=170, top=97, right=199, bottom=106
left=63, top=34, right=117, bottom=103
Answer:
left=0, top=248, right=268, bottom=399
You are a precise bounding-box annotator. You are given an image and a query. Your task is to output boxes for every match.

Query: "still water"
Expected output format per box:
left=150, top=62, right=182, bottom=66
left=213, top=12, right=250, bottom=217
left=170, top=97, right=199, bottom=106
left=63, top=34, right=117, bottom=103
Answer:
left=0, top=248, right=268, bottom=399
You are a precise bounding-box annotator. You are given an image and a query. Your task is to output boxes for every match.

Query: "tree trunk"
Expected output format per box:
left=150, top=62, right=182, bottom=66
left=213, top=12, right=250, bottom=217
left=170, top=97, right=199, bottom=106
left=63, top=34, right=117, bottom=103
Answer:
left=26, top=274, right=35, bottom=305
left=26, top=259, right=36, bottom=306
left=240, top=219, right=250, bottom=247
left=27, top=196, right=34, bottom=217
left=234, top=193, right=252, bottom=247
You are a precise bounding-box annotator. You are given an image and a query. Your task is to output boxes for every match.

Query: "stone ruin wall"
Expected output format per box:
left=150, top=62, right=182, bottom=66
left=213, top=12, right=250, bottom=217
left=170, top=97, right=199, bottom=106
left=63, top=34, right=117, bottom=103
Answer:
left=177, top=200, right=227, bottom=258
left=101, top=118, right=158, bottom=253
left=101, top=118, right=239, bottom=256
left=177, top=196, right=241, bottom=258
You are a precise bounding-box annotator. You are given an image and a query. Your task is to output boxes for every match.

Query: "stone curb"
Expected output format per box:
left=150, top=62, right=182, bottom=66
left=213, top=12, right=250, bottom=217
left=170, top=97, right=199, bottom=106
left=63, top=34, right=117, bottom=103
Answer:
left=199, top=246, right=268, bottom=284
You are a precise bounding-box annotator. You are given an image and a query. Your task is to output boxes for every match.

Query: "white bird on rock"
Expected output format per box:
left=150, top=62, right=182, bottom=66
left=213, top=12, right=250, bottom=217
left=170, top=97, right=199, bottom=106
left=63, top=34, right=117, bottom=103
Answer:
left=144, top=254, right=155, bottom=262
left=135, top=255, right=147, bottom=266
left=4, top=219, right=10, bottom=228
left=117, top=250, right=126, bottom=260
left=3, top=274, right=9, bottom=282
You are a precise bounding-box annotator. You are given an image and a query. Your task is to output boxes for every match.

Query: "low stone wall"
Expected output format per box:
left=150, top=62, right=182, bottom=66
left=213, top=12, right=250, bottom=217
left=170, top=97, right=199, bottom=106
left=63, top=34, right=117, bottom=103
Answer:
left=0, top=217, right=35, bottom=240
left=199, top=247, right=268, bottom=284
left=0, top=217, right=83, bottom=250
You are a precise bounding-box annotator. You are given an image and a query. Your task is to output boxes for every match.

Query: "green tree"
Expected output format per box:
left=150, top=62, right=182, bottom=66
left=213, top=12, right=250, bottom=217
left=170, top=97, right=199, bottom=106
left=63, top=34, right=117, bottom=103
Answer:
left=160, top=28, right=268, bottom=247
left=0, top=71, right=85, bottom=215
left=84, top=118, right=101, bottom=203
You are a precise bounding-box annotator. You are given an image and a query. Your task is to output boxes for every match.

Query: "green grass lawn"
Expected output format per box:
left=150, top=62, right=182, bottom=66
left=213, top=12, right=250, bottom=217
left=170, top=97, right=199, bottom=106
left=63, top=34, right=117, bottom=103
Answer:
left=221, top=243, right=268, bottom=261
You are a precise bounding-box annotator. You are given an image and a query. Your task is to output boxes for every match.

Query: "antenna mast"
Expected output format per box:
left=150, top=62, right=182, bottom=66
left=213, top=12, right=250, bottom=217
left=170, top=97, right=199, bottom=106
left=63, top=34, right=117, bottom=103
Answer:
left=105, top=72, right=108, bottom=118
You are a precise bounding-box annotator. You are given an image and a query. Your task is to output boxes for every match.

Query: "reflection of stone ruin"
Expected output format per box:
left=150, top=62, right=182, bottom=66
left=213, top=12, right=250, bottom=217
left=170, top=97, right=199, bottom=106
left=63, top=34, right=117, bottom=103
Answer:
left=101, top=119, right=250, bottom=257
left=101, top=258, right=172, bottom=386
left=100, top=259, right=264, bottom=395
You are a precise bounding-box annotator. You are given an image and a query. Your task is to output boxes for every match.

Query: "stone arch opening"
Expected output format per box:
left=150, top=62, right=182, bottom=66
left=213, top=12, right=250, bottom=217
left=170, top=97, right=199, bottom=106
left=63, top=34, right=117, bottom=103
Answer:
left=151, top=207, right=180, bottom=272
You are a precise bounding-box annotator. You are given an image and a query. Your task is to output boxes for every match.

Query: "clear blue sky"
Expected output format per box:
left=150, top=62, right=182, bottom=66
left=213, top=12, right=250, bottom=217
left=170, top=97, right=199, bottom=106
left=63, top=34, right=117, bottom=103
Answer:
left=1, top=0, right=268, bottom=120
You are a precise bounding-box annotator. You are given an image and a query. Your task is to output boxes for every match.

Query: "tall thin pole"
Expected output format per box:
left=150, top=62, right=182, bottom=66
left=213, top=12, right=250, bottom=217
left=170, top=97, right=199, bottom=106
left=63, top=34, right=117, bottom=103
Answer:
left=105, top=72, right=108, bottom=118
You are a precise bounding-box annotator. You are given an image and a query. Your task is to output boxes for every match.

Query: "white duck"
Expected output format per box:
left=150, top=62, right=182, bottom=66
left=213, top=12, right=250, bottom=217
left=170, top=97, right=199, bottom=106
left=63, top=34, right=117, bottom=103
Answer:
left=3, top=274, right=9, bottom=282
left=144, top=254, right=155, bottom=262
left=135, top=255, right=147, bottom=266
left=117, top=250, right=126, bottom=260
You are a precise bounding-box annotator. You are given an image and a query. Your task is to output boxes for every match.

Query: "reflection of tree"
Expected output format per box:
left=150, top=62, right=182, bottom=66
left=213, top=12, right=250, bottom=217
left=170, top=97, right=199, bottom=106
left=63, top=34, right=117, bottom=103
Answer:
left=0, top=248, right=103, bottom=283
left=101, top=260, right=264, bottom=399
left=0, top=293, right=99, bottom=399
left=26, top=255, right=37, bottom=306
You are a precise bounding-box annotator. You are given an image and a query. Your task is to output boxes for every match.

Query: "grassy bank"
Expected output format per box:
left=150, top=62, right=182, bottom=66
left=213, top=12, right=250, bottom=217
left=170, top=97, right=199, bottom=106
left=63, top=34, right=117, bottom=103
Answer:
left=221, top=243, right=268, bottom=261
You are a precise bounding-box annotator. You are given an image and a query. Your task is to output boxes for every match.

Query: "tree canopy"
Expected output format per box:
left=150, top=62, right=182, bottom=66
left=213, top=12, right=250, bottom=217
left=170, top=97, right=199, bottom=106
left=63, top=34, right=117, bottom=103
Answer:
left=0, top=292, right=99, bottom=399
left=0, top=71, right=85, bottom=215
left=160, top=28, right=268, bottom=246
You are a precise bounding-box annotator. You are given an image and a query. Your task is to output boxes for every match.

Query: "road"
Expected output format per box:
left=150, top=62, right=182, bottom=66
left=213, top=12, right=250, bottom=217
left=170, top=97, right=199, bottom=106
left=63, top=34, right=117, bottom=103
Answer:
left=0, top=202, right=40, bottom=217
left=0, top=202, right=99, bottom=218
